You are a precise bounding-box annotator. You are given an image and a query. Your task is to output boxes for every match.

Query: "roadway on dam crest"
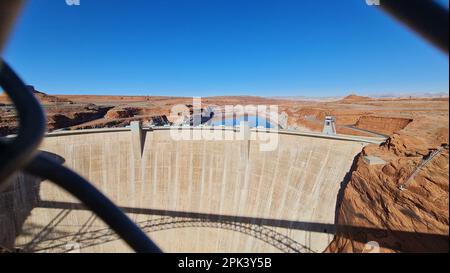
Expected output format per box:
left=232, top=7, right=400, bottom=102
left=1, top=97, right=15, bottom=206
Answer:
left=10, top=127, right=382, bottom=252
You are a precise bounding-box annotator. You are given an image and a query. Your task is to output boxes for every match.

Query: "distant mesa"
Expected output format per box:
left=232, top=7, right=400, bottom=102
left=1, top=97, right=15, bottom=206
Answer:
left=26, top=85, right=44, bottom=95
left=339, top=94, right=371, bottom=102
left=0, top=85, right=70, bottom=105
left=26, top=85, right=74, bottom=105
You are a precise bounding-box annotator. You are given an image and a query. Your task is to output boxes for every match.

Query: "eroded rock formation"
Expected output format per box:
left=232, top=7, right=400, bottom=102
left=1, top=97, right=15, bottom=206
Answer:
left=355, top=116, right=412, bottom=136
left=327, top=116, right=449, bottom=253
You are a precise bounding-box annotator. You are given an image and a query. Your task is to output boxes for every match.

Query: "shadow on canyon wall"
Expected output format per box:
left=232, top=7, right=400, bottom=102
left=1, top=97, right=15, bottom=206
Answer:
left=30, top=199, right=449, bottom=253
left=0, top=151, right=65, bottom=252
left=331, top=152, right=449, bottom=253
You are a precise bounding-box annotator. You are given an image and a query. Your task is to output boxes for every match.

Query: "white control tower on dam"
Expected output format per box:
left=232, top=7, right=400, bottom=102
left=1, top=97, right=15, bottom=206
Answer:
left=2, top=124, right=383, bottom=253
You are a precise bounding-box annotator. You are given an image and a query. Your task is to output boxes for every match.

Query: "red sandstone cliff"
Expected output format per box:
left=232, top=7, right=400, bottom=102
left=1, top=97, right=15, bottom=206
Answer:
left=327, top=115, right=449, bottom=253
left=355, top=116, right=412, bottom=136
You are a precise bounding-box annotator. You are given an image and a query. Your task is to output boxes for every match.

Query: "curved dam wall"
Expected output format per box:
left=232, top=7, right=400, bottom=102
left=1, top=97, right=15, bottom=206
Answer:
left=7, top=128, right=368, bottom=252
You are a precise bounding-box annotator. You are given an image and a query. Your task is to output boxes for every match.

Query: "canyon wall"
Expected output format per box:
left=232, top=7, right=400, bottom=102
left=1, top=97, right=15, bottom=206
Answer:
left=327, top=116, right=449, bottom=253
left=355, top=116, right=412, bottom=136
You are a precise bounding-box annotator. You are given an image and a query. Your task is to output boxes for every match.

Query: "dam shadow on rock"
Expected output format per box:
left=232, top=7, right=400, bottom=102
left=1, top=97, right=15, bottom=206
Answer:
left=19, top=199, right=449, bottom=253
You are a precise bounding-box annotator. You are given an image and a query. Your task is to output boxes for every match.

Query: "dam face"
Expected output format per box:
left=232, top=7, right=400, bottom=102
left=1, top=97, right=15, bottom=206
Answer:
left=7, top=128, right=366, bottom=252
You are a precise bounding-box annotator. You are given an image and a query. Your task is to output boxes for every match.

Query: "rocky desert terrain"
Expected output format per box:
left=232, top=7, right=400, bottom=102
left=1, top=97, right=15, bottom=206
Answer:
left=0, top=88, right=448, bottom=253
left=327, top=113, right=449, bottom=252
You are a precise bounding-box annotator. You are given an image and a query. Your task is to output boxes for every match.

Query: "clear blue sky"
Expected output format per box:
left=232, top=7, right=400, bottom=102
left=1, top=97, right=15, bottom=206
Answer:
left=3, top=0, right=449, bottom=97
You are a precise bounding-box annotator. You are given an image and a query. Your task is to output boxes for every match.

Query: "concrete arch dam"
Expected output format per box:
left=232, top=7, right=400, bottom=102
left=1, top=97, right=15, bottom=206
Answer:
left=7, top=128, right=378, bottom=252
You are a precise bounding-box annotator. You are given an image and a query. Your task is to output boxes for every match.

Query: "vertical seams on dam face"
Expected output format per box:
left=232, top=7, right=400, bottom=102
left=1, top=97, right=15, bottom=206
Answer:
left=8, top=129, right=365, bottom=253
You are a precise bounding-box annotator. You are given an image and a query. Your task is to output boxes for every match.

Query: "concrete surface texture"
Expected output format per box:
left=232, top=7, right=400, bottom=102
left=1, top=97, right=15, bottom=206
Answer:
left=363, top=155, right=387, bottom=165
left=12, top=128, right=367, bottom=253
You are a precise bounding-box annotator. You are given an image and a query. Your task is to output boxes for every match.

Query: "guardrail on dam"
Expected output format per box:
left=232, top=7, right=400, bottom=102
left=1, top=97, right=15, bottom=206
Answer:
left=1, top=125, right=385, bottom=252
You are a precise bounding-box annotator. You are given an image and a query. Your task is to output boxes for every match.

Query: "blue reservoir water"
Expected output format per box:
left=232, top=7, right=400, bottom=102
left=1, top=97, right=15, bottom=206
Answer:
left=208, top=115, right=275, bottom=128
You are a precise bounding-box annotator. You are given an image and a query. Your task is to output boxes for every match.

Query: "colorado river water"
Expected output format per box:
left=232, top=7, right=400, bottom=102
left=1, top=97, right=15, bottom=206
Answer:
left=207, top=115, right=275, bottom=128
